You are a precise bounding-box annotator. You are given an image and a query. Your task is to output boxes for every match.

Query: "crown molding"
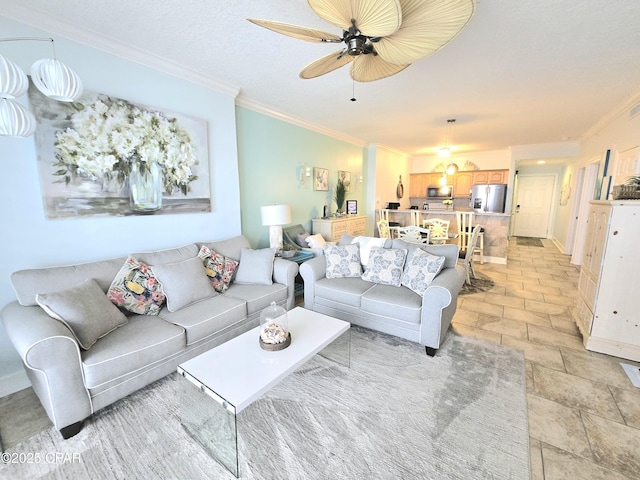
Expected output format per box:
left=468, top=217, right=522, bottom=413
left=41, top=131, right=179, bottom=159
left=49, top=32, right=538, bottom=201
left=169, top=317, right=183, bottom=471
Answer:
left=0, top=6, right=240, bottom=98
left=582, top=85, right=640, bottom=141
left=236, top=95, right=367, bottom=148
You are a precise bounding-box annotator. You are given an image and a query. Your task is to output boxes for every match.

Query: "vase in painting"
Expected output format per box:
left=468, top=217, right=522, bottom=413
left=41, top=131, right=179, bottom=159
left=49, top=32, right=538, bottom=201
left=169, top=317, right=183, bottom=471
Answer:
left=129, top=161, right=163, bottom=212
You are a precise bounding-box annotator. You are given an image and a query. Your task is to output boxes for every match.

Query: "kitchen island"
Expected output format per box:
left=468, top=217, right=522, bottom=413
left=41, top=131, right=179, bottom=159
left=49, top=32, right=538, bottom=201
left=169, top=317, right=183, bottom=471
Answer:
left=377, top=209, right=510, bottom=264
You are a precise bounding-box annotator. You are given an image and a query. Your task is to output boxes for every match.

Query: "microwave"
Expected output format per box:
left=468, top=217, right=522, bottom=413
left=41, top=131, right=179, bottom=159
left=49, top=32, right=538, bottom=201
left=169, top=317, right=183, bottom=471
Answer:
left=427, top=185, right=453, bottom=199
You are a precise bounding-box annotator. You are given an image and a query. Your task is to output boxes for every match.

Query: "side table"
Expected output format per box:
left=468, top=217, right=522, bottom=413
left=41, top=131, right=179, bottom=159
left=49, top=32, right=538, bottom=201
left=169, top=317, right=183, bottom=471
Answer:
left=287, top=251, right=315, bottom=297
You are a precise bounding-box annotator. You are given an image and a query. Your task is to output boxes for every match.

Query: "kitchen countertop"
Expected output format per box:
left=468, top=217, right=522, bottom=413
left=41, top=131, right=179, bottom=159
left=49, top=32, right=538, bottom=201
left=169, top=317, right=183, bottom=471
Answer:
left=388, top=209, right=510, bottom=217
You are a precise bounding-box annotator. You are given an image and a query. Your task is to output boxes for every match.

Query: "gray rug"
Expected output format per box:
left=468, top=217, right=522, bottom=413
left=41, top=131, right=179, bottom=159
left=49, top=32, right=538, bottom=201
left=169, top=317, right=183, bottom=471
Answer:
left=1, top=327, right=529, bottom=480
left=516, top=237, right=544, bottom=247
left=459, top=272, right=495, bottom=295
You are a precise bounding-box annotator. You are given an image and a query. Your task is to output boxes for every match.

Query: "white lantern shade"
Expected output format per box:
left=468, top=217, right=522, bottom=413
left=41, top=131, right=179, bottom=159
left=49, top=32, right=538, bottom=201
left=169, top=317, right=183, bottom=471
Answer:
left=0, top=54, right=29, bottom=99
left=0, top=98, right=37, bottom=137
left=31, top=58, right=83, bottom=102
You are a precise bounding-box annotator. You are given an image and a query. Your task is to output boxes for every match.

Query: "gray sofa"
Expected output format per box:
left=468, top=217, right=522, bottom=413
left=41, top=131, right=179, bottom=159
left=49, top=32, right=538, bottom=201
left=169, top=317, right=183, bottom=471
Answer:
left=0, top=235, right=298, bottom=439
left=300, top=235, right=465, bottom=356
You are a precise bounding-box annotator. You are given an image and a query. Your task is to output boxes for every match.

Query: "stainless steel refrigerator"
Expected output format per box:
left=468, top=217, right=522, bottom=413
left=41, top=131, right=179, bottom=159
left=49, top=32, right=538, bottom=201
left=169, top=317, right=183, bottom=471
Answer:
left=470, top=184, right=508, bottom=213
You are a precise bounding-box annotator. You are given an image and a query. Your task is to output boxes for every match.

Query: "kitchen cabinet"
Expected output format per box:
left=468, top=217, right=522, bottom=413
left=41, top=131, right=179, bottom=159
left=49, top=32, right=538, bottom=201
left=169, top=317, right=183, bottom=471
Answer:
left=409, top=173, right=430, bottom=197
left=575, top=201, right=640, bottom=361
left=312, top=215, right=366, bottom=243
left=472, top=169, right=508, bottom=184
left=453, top=172, right=473, bottom=198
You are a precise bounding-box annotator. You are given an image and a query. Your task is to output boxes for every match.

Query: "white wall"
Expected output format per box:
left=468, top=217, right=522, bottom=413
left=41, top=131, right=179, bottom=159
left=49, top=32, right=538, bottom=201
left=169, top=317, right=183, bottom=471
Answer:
left=0, top=17, right=242, bottom=393
left=412, top=149, right=511, bottom=173
left=371, top=145, right=411, bottom=210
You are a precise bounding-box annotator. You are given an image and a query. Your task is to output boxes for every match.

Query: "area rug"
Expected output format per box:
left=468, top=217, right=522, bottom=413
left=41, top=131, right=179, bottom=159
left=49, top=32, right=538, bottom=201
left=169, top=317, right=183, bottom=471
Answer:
left=1, top=327, right=529, bottom=480
left=459, top=272, right=495, bottom=295
left=516, top=237, right=544, bottom=247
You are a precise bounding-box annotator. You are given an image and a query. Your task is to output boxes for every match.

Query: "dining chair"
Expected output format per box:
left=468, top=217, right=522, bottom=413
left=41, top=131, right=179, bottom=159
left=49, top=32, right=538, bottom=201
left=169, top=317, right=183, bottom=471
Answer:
left=456, top=211, right=484, bottom=264
left=396, top=226, right=430, bottom=244
left=377, top=219, right=391, bottom=239
left=422, top=218, right=450, bottom=244
left=409, top=209, right=421, bottom=227
left=458, top=224, right=482, bottom=284
left=376, top=209, right=401, bottom=238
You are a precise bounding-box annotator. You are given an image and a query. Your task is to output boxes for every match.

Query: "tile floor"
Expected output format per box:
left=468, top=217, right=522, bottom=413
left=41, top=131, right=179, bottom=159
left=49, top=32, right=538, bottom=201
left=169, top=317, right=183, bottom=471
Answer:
left=453, top=238, right=640, bottom=480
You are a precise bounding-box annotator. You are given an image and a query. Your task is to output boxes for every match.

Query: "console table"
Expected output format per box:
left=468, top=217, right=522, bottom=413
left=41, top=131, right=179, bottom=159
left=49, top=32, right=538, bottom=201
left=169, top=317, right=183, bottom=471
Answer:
left=312, top=215, right=366, bottom=242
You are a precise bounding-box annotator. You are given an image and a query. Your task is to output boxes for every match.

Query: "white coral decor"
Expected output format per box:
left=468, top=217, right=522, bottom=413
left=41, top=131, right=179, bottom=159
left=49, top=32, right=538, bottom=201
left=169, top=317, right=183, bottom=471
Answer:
left=260, top=322, right=288, bottom=344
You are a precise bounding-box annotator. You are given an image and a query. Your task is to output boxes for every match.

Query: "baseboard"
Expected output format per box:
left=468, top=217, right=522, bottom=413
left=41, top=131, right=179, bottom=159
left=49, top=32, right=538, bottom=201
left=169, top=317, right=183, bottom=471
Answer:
left=550, top=236, right=567, bottom=254
left=478, top=255, right=507, bottom=265
left=0, top=370, right=30, bottom=398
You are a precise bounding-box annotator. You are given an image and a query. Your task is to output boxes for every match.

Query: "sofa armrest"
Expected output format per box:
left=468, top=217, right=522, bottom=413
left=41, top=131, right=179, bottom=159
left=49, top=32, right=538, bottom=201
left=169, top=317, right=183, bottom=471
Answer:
left=273, top=258, right=299, bottom=310
left=1, top=301, right=92, bottom=431
left=299, top=256, right=326, bottom=310
left=419, top=265, right=466, bottom=349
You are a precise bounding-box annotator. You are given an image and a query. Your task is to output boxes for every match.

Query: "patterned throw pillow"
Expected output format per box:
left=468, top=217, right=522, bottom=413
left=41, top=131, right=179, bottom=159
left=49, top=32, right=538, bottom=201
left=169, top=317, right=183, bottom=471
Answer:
left=197, top=245, right=239, bottom=292
left=108, top=257, right=166, bottom=315
left=361, top=247, right=408, bottom=287
left=401, top=248, right=446, bottom=295
left=325, top=244, right=362, bottom=278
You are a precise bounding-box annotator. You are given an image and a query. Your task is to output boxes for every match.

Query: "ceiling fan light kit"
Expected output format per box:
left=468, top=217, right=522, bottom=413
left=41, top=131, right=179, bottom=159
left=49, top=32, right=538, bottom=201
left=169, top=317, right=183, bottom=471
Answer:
left=248, top=0, right=474, bottom=82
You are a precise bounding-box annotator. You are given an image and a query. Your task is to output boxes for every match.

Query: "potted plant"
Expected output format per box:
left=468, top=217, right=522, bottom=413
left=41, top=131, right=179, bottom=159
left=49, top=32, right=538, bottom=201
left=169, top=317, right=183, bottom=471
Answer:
left=334, top=179, right=347, bottom=215
left=280, top=244, right=297, bottom=258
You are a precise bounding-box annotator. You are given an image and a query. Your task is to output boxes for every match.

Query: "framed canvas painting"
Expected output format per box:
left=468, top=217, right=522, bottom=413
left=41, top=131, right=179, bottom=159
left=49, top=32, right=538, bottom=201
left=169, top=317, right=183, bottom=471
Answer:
left=338, top=170, right=351, bottom=192
left=314, top=167, right=328, bottom=191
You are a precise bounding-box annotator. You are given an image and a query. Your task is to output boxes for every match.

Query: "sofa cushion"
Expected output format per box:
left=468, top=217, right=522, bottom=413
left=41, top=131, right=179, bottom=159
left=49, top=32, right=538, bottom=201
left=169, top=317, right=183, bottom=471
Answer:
left=131, top=243, right=199, bottom=265
left=197, top=245, right=238, bottom=293
left=361, top=284, right=423, bottom=325
left=151, top=256, right=216, bottom=312
left=325, top=244, right=362, bottom=278
left=108, top=257, right=166, bottom=315
left=224, top=283, right=288, bottom=315
left=81, top=315, right=186, bottom=389
left=158, top=295, right=247, bottom=345
left=314, top=277, right=374, bottom=307
left=234, top=248, right=276, bottom=285
left=361, top=247, right=408, bottom=287
left=199, top=235, right=252, bottom=262
left=306, top=233, right=327, bottom=249
left=11, top=256, right=127, bottom=307
left=36, top=278, right=128, bottom=350
left=401, top=248, right=446, bottom=296
left=351, top=236, right=388, bottom=266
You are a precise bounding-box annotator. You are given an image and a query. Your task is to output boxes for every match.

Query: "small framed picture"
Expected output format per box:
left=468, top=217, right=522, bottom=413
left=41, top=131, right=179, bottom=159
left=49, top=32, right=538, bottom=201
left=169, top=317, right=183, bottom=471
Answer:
left=346, top=200, right=357, bottom=215
left=338, top=170, right=351, bottom=192
left=314, top=167, right=328, bottom=191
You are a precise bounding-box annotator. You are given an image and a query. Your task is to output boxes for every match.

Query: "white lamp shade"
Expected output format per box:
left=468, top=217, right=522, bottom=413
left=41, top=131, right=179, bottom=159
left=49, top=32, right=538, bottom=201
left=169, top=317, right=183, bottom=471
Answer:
left=261, top=204, right=291, bottom=226
left=30, top=58, right=83, bottom=102
left=0, top=54, right=29, bottom=99
left=0, top=98, right=37, bottom=137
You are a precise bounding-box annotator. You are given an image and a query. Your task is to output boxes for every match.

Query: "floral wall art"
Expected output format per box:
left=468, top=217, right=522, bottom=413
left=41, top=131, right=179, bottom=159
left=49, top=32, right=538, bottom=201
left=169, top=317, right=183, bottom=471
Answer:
left=28, top=86, right=211, bottom=219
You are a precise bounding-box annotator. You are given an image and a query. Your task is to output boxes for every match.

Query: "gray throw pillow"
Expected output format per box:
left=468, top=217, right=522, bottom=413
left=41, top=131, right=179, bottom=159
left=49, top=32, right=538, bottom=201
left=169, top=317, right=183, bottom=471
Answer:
left=296, top=233, right=310, bottom=248
left=361, top=247, right=408, bottom=287
left=401, top=248, right=446, bottom=295
left=325, top=244, right=362, bottom=278
left=234, top=248, right=276, bottom=285
left=36, top=278, right=128, bottom=350
left=151, top=256, right=216, bottom=312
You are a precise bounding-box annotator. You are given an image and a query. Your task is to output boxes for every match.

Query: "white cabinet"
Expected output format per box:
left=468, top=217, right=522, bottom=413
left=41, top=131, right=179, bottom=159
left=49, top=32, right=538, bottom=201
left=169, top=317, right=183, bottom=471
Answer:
left=575, top=201, right=640, bottom=361
left=312, top=215, right=366, bottom=242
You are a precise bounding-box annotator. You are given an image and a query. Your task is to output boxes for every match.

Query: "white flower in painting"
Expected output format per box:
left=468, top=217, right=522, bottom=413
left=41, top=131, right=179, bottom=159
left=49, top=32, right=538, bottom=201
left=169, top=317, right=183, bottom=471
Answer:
left=53, top=96, right=199, bottom=194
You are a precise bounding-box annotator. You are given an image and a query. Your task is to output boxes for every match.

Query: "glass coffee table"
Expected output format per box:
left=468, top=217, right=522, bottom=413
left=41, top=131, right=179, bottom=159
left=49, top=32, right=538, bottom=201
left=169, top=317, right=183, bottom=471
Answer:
left=177, top=307, right=350, bottom=477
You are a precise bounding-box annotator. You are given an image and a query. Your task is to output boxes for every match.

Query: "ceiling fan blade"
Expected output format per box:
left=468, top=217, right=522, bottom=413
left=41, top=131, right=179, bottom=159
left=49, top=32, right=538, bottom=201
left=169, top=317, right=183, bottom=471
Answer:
left=374, top=0, right=475, bottom=65
left=299, top=50, right=355, bottom=79
left=308, top=0, right=402, bottom=37
left=247, top=18, right=342, bottom=43
left=349, top=54, right=409, bottom=82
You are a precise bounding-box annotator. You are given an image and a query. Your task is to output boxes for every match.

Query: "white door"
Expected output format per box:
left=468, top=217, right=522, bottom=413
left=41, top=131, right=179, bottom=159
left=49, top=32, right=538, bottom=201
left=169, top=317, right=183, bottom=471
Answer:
left=513, top=175, right=555, bottom=237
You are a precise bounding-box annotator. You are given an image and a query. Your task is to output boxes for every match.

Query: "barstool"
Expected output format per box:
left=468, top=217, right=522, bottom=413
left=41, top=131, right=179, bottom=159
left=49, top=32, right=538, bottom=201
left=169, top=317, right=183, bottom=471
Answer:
left=456, top=211, right=484, bottom=263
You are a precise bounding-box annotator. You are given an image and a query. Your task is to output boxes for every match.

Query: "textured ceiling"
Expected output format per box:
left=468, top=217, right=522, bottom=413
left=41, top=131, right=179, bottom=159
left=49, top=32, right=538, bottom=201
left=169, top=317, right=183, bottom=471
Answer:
left=2, top=0, right=640, bottom=157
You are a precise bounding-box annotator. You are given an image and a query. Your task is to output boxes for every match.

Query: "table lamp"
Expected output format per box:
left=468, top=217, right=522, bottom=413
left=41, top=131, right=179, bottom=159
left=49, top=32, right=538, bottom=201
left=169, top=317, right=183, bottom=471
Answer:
left=261, top=204, right=291, bottom=250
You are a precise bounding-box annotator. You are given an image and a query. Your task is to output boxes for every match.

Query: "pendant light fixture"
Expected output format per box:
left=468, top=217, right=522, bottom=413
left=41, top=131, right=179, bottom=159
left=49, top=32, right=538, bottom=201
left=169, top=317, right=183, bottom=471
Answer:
left=0, top=37, right=84, bottom=137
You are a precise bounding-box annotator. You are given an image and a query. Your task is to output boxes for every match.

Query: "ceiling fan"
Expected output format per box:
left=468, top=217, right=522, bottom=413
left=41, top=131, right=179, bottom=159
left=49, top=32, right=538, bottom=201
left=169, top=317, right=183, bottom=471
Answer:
left=248, top=0, right=475, bottom=82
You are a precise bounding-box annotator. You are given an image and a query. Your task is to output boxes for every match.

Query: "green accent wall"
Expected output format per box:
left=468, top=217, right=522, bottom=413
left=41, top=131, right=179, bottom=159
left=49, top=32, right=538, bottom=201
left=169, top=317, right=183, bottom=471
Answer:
left=236, top=107, right=367, bottom=247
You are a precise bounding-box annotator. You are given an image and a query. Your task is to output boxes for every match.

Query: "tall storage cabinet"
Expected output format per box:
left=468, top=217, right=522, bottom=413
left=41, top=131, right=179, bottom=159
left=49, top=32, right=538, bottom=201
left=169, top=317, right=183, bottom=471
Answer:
left=575, top=201, right=640, bottom=361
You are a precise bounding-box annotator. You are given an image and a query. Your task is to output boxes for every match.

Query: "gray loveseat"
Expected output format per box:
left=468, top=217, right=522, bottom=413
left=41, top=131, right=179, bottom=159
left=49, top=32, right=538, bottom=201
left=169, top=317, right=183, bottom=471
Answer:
left=1, top=235, right=298, bottom=439
left=300, top=235, right=465, bottom=356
